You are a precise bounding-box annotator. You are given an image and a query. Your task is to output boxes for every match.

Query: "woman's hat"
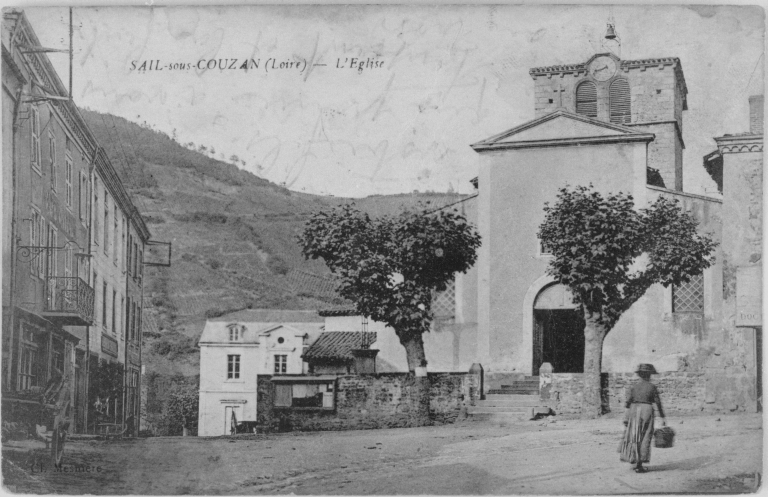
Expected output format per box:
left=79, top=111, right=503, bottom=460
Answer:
left=635, top=363, right=658, bottom=374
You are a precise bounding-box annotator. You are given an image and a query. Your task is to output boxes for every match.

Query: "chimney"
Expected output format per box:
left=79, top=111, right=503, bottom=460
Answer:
left=749, top=95, right=764, bottom=135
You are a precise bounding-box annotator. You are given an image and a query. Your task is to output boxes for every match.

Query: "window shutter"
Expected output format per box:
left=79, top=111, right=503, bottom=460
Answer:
left=610, top=79, right=631, bottom=124
left=575, top=82, right=597, bottom=118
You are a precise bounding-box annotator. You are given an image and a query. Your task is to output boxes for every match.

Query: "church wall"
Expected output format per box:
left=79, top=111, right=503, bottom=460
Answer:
left=628, top=66, right=679, bottom=124
left=477, top=140, right=647, bottom=375
left=636, top=122, right=682, bottom=190
left=638, top=188, right=724, bottom=373
left=707, top=148, right=763, bottom=412
left=722, top=151, right=762, bottom=269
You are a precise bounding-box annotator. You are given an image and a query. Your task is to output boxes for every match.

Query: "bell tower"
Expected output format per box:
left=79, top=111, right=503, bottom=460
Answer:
left=529, top=48, right=688, bottom=191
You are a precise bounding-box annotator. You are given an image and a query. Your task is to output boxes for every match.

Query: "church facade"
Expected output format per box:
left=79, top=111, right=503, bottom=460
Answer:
left=298, top=52, right=761, bottom=415
left=455, top=52, right=762, bottom=412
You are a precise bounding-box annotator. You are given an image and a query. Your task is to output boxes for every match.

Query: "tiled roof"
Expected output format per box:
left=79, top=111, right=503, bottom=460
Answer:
left=302, top=332, right=377, bottom=362
left=317, top=307, right=357, bottom=317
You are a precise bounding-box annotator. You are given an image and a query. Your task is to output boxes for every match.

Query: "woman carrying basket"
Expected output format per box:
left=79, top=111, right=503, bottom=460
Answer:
left=619, top=363, right=666, bottom=473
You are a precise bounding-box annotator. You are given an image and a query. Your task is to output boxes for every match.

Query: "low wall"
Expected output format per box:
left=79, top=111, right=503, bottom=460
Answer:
left=257, top=370, right=481, bottom=432
left=545, top=372, right=711, bottom=416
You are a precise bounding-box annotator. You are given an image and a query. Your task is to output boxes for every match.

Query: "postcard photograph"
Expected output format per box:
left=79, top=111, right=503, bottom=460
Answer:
left=0, top=3, right=764, bottom=495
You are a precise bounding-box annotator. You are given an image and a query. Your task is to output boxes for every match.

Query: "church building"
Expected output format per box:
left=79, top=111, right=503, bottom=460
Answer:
left=460, top=51, right=761, bottom=413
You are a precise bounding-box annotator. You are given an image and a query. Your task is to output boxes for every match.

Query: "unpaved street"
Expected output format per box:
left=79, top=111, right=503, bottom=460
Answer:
left=3, top=414, right=762, bottom=494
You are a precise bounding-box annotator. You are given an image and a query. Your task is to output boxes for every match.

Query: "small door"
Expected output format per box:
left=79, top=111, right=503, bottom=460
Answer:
left=224, top=405, right=241, bottom=435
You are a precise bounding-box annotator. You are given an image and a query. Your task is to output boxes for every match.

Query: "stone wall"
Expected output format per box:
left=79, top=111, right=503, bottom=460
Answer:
left=545, top=372, right=714, bottom=416
left=257, top=371, right=481, bottom=432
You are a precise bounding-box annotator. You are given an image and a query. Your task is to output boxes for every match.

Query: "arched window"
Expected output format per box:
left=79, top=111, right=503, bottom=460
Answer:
left=575, top=81, right=598, bottom=118
left=609, top=79, right=631, bottom=124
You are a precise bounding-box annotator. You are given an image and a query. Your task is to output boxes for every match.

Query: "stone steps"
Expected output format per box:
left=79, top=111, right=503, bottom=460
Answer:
left=468, top=406, right=532, bottom=414
left=479, top=395, right=542, bottom=407
left=490, top=376, right=540, bottom=395
left=488, top=388, right=539, bottom=395
left=468, top=392, right=550, bottom=422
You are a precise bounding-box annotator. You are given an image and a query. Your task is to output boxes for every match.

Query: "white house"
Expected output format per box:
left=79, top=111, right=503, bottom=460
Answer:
left=197, top=311, right=323, bottom=436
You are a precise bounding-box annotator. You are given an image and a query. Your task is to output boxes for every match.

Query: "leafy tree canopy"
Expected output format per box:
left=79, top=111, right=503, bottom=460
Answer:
left=298, top=203, right=481, bottom=343
left=538, top=185, right=718, bottom=330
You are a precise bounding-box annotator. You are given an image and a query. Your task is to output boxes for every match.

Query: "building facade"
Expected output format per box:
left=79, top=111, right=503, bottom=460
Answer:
left=197, top=312, right=323, bottom=436
left=461, top=51, right=760, bottom=413
left=2, top=10, right=150, bottom=435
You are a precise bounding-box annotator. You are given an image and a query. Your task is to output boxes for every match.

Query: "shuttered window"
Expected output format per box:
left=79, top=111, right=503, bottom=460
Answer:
left=575, top=82, right=597, bottom=118
left=610, top=79, right=631, bottom=124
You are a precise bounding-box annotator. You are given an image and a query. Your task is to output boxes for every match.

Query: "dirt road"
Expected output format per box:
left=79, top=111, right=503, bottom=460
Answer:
left=3, top=413, right=762, bottom=494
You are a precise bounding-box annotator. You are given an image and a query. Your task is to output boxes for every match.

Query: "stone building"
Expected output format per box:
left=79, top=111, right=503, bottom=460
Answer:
left=458, top=51, right=761, bottom=413
left=1, top=9, right=151, bottom=434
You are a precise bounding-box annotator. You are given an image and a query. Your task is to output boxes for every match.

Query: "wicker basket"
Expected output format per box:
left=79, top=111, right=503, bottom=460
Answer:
left=654, top=426, right=675, bottom=448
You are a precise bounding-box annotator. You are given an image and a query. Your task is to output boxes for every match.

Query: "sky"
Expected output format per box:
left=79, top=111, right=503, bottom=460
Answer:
left=24, top=4, right=765, bottom=197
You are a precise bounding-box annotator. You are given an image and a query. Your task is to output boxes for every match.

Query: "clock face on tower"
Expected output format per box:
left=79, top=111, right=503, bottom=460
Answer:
left=589, top=56, right=617, bottom=81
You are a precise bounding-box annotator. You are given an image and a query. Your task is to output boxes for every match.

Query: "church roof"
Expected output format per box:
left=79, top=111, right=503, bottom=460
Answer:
left=470, top=110, right=655, bottom=152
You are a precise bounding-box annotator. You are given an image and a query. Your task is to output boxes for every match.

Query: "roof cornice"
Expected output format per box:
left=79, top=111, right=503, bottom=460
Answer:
left=472, top=134, right=655, bottom=152
left=529, top=55, right=688, bottom=109
left=714, top=134, right=764, bottom=154
left=471, top=110, right=655, bottom=152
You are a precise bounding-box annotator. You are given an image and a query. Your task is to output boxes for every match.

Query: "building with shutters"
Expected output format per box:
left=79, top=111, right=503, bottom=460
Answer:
left=1, top=9, right=151, bottom=435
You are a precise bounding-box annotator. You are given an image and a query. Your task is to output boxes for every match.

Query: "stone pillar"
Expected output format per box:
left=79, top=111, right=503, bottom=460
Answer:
left=469, top=363, right=484, bottom=401
left=539, top=362, right=553, bottom=402
left=351, top=349, right=378, bottom=374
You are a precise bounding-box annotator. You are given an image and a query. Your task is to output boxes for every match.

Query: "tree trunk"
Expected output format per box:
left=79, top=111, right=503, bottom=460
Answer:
left=400, top=332, right=428, bottom=372
left=581, top=313, right=608, bottom=419
left=398, top=331, right=431, bottom=426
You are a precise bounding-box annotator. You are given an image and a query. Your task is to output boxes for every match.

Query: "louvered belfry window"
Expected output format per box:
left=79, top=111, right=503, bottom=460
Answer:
left=575, top=81, right=598, bottom=118
left=610, top=79, right=631, bottom=124
left=673, top=274, right=704, bottom=313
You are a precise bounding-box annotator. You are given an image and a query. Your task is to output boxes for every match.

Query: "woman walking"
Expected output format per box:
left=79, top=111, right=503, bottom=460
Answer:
left=619, top=363, right=666, bottom=473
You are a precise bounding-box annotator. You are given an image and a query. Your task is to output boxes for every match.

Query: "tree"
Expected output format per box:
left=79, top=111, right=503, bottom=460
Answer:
left=298, top=204, right=480, bottom=422
left=165, top=383, right=199, bottom=436
left=538, top=185, right=717, bottom=418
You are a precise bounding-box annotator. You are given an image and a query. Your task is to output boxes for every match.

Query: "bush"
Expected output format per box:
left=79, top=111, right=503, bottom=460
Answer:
left=144, top=215, right=165, bottom=224
left=163, top=384, right=199, bottom=436
left=153, top=339, right=173, bottom=356
left=207, top=259, right=222, bottom=270
left=173, top=212, right=227, bottom=224
left=205, top=308, right=225, bottom=319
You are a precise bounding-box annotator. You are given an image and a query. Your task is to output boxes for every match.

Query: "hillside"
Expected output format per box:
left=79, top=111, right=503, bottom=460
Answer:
left=80, top=109, right=470, bottom=377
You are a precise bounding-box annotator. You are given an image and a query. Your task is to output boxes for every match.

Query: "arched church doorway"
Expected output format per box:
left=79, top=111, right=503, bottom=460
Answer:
left=532, top=284, right=585, bottom=375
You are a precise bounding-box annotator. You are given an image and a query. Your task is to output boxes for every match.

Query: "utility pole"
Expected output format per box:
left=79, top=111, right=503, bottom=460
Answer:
left=69, top=7, right=73, bottom=100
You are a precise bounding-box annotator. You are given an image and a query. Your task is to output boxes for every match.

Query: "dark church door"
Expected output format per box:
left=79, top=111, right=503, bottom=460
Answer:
left=532, top=283, right=585, bottom=375
left=534, top=309, right=585, bottom=374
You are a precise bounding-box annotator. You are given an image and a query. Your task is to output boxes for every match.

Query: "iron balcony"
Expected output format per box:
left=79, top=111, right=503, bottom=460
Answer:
left=43, top=277, right=95, bottom=326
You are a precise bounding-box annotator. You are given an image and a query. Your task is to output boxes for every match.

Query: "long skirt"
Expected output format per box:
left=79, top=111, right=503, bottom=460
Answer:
left=618, top=403, right=654, bottom=464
